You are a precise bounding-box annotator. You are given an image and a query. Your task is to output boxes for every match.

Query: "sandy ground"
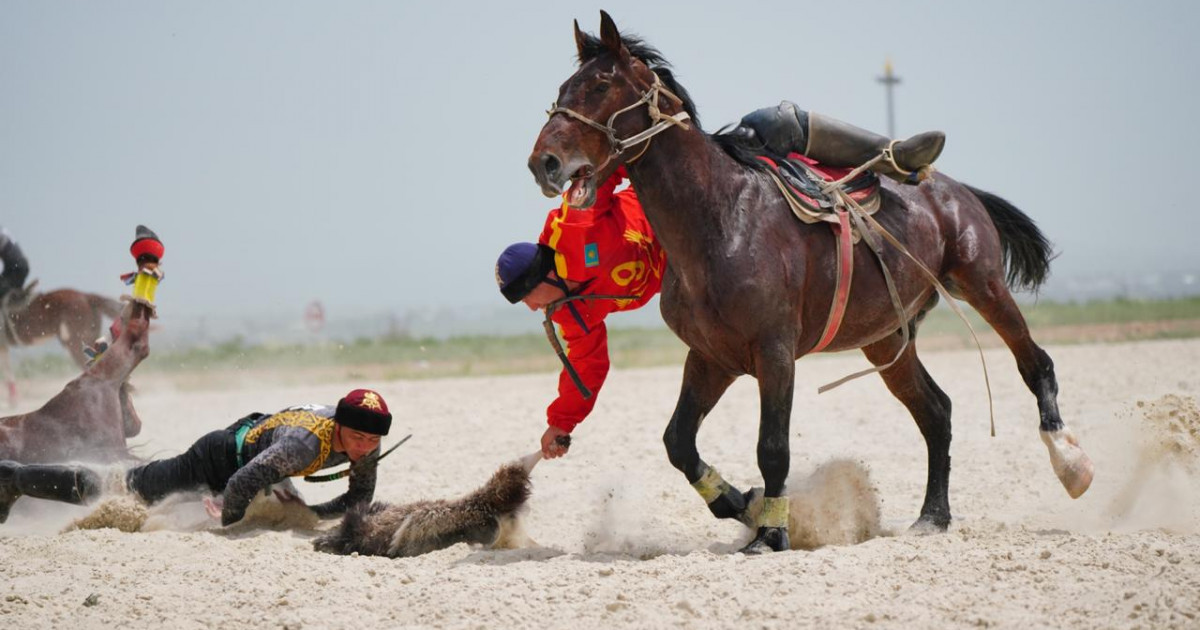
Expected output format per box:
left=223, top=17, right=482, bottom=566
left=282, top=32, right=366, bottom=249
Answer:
left=2, top=338, right=1199, bottom=629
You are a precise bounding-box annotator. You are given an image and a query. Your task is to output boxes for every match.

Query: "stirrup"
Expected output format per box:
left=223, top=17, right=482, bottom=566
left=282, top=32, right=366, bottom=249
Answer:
left=882, top=141, right=936, bottom=185
left=881, top=140, right=913, bottom=177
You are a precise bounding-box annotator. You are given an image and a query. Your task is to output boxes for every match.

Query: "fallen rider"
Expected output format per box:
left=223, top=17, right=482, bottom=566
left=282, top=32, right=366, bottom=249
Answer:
left=0, top=388, right=394, bottom=527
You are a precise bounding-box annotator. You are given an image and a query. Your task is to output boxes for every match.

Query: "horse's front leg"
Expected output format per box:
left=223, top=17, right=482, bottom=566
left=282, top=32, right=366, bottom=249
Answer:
left=663, top=350, right=746, bottom=519
left=742, top=339, right=796, bottom=554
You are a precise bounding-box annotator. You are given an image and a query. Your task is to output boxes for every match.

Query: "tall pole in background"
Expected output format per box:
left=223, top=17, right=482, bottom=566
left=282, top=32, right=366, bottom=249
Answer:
left=877, top=58, right=900, bottom=137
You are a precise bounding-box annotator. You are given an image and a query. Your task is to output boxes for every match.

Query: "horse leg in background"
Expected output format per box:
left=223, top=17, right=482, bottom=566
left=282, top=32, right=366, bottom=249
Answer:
left=662, top=350, right=746, bottom=519
left=862, top=318, right=954, bottom=532
left=0, top=346, right=15, bottom=408
left=955, top=276, right=1094, bottom=498
left=741, top=339, right=796, bottom=554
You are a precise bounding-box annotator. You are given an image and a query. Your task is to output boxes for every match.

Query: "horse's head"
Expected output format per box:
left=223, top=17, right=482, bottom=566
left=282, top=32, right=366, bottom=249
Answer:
left=529, top=11, right=693, bottom=208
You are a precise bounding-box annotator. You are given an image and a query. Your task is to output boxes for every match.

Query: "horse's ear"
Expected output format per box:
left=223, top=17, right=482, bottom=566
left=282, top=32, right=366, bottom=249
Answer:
left=599, top=10, right=630, bottom=63
left=574, top=19, right=586, bottom=58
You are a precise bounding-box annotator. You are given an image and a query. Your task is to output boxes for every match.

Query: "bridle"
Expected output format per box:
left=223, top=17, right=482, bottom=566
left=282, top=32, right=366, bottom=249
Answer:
left=546, top=72, right=691, bottom=172
left=536, top=67, right=685, bottom=399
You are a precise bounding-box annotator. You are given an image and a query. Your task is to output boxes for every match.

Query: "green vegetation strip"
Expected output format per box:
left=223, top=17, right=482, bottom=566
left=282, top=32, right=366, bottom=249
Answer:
left=14, top=296, right=1200, bottom=380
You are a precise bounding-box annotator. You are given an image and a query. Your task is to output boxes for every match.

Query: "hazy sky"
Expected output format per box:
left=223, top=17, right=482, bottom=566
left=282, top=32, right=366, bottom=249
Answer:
left=2, top=1, right=1197, bottom=325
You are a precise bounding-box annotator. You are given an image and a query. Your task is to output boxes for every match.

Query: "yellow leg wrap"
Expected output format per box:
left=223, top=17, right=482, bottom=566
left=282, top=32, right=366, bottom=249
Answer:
left=759, top=496, right=789, bottom=529
left=132, top=271, right=159, bottom=304
left=690, top=466, right=733, bottom=504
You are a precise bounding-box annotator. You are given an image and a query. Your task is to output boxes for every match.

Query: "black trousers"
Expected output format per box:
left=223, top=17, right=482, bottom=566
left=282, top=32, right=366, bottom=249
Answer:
left=125, top=429, right=240, bottom=504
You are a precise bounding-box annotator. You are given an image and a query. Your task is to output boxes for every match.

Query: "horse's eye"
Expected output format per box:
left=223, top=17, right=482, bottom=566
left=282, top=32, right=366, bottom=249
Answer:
left=594, top=82, right=610, bottom=94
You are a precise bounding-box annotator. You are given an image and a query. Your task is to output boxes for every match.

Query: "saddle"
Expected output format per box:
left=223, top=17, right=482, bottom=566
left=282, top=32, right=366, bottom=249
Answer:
left=757, top=154, right=881, bottom=232
left=755, top=155, right=886, bottom=356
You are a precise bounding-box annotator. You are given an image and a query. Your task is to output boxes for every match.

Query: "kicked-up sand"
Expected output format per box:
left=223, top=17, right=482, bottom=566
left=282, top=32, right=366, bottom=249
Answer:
left=1, top=338, right=1198, bottom=629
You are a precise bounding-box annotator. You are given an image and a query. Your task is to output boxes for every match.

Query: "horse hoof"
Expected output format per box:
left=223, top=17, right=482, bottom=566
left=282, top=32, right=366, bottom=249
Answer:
left=737, top=487, right=765, bottom=529
left=706, top=485, right=748, bottom=521
left=909, top=514, right=950, bottom=535
left=1041, top=428, right=1095, bottom=499
left=739, top=526, right=789, bottom=554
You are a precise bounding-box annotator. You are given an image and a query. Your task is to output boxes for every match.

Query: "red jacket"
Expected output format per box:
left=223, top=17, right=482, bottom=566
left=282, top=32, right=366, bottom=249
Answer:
left=538, top=168, right=666, bottom=433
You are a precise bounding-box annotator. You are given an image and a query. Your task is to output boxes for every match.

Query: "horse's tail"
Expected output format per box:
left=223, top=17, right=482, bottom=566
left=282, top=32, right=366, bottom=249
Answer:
left=87, top=294, right=124, bottom=320
left=965, top=184, right=1056, bottom=293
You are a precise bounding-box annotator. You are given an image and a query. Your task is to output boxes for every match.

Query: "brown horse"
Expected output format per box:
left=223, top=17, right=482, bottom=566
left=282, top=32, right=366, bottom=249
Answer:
left=1, top=286, right=124, bottom=406
left=0, top=297, right=147, bottom=464
left=528, top=13, right=1094, bottom=553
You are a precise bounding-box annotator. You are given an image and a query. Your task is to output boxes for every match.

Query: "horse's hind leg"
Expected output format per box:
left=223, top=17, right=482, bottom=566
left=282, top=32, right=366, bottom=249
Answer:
left=662, top=350, right=744, bottom=519
left=862, top=321, right=953, bottom=531
left=953, top=274, right=1094, bottom=498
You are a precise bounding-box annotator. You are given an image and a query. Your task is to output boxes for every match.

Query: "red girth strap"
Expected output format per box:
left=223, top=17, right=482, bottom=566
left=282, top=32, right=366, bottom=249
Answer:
left=810, top=206, right=854, bottom=353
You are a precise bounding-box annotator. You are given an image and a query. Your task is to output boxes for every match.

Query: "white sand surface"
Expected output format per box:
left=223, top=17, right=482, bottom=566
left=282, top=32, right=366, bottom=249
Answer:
left=2, top=338, right=1198, bottom=629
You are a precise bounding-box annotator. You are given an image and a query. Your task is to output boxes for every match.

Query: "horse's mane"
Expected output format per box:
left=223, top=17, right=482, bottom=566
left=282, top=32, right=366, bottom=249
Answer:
left=576, top=32, right=701, bottom=132
left=577, top=32, right=772, bottom=174
left=711, top=128, right=775, bottom=174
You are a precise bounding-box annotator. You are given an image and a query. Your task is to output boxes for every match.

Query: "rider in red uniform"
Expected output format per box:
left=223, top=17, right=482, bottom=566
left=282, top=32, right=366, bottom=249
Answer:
left=498, top=101, right=947, bottom=460
left=496, top=166, right=665, bottom=459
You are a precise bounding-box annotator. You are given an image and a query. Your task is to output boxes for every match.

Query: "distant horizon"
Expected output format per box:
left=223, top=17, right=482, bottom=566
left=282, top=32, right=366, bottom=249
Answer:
left=81, top=268, right=1200, bottom=350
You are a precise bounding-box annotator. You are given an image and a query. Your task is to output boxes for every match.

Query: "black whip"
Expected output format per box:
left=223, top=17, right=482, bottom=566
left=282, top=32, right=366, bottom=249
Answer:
left=304, top=433, right=413, bottom=483
left=542, top=293, right=635, bottom=399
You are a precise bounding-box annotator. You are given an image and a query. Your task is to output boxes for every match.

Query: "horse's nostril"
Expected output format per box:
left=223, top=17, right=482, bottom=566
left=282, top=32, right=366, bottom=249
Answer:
left=541, top=154, right=562, bottom=179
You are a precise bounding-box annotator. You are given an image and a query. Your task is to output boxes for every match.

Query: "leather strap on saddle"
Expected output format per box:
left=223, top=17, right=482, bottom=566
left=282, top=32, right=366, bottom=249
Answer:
left=754, top=156, right=864, bottom=353
left=809, top=206, right=854, bottom=354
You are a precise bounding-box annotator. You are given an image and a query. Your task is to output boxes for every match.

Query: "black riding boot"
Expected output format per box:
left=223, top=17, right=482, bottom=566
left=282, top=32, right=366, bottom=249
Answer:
left=0, top=461, right=18, bottom=523
left=734, top=101, right=946, bottom=183
left=0, top=460, right=103, bottom=523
